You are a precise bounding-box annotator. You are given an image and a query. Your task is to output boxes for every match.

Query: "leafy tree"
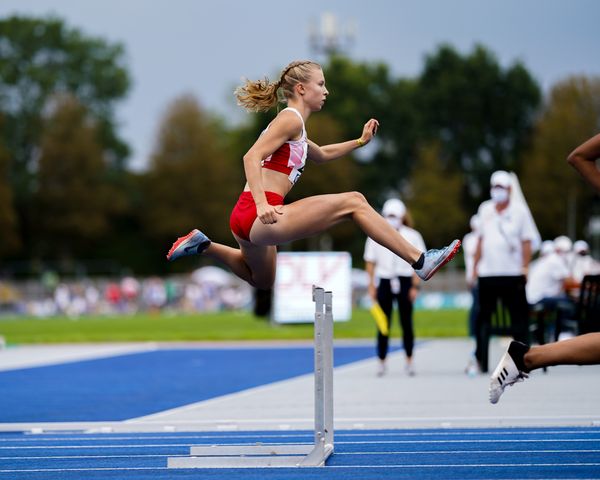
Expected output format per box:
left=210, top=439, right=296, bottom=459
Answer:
left=35, top=95, right=117, bottom=259
left=323, top=56, right=421, bottom=202
left=0, top=15, right=130, bottom=255
left=407, top=141, right=468, bottom=247
left=521, top=76, right=600, bottom=240
left=142, top=94, right=239, bottom=270
left=417, top=44, right=541, bottom=210
left=0, top=115, right=19, bottom=256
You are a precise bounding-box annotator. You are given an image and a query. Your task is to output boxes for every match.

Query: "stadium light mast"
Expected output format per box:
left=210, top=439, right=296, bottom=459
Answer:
left=309, top=12, right=356, bottom=57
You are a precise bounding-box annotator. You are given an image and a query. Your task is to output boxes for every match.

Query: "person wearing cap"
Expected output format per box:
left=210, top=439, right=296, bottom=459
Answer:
left=526, top=236, right=577, bottom=341
left=571, top=240, right=600, bottom=283
left=472, top=170, right=540, bottom=373
left=364, top=198, right=426, bottom=376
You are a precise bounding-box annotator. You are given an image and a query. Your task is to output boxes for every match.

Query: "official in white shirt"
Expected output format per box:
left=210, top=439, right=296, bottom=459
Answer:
left=472, top=170, right=540, bottom=372
left=364, top=198, right=426, bottom=376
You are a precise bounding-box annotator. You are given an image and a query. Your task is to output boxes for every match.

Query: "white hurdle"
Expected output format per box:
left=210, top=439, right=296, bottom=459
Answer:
left=167, top=285, right=334, bottom=469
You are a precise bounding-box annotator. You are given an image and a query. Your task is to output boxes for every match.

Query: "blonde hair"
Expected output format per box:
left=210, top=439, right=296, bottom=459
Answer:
left=234, top=60, right=321, bottom=112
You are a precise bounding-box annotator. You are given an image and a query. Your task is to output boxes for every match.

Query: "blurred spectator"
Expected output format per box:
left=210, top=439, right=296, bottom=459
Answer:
left=105, top=282, right=123, bottom=311
left=121, top=276, right=140, bottom=313
left=526, top=236, right=576, bottom=340
left=526, top=238, right=573, bottom=305
left=571, top=240, right=600, bottom=283
left=472, top=170, right=540, bottom=373
left=364, top=198, right=425, bottom=377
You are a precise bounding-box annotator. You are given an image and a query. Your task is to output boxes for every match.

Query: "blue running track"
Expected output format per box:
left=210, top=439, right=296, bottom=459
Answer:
left=1, top=344, right=599, bottom=478
left=1, top=428, right=599, bottom=479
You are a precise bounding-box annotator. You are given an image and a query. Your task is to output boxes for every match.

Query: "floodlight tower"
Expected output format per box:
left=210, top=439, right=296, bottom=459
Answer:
left=309, top=12, right=356, bottom=57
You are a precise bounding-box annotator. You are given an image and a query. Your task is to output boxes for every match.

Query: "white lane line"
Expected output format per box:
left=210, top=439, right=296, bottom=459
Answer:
left=2, top=438, right=599, bottom=450
left=0, top=467, right=168, bottom=473
left=0, top=454, right=186, bottom=460
left=334, top=449, right=600, bottom=454
left=0, top=443, right=196, bottom=449
left=3, top=429, right=599, bottom=442
left=336, top=438, right=600, bottom=444
left=2, top=463, right=600, bottom=473
left=2, top=449, right=599, bottom=460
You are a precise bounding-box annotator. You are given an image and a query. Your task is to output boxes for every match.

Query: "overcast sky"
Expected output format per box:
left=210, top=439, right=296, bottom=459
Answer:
left=1, top=0, right=599, bottom=170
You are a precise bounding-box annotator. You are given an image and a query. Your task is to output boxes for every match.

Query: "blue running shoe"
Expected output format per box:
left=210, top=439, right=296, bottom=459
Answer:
left=414, top=239, right=461, bottom=281
left=166, top=229, right=211, bottom=262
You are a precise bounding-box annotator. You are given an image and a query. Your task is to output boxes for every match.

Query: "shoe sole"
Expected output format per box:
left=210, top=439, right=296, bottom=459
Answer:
left=166, top=229, right=200, bottom=261
left=422, top=239, right=461, bottom=281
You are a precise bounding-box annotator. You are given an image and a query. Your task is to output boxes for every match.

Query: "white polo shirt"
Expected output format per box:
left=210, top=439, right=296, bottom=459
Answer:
left=476, top=199, right=538, bottom=277
left=526, top=252, right=570, bottom=304
left=364, top=226, right=426, bottom=279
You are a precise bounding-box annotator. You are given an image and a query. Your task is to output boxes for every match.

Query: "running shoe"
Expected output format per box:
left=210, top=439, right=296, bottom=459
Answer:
left=414, top=239, right=461, bottom=281
left=166, top=229, right=211, bottom=262
left=489, top=340, right=530, bottom=404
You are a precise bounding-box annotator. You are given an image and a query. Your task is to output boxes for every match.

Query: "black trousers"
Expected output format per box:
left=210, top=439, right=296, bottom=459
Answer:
left=475, top=275, right=529, bottom=372
left=377, top=276, right=414, bottom=360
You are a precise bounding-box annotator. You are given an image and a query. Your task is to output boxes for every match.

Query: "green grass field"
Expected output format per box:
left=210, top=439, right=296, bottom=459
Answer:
left=0, top=309, right=469, bottom=344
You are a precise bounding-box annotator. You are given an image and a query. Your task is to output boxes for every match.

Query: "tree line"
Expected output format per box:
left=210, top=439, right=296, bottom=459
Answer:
left=0, top=15, right=598, bottom=277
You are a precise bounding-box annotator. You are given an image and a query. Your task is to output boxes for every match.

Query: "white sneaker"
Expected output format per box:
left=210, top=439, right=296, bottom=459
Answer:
left=489, top=341, right=529, bottom=404
left=415, top=239, right=461, bottom=281
left=376, top=361, right=387, bottom=377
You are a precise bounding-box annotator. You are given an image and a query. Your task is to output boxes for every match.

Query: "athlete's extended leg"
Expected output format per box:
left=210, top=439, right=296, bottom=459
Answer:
left=199, top=239, right=277, bottom=290
left=524, top=332, right=600, bottom=370
left=489, top=332, right=600, bottom=404
left=249, top=192, right=460, bottom=279
left=167, top=229, right=277, bottom=289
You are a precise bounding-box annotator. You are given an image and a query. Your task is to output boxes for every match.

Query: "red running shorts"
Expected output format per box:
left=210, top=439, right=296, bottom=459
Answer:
left=229, top=191, right=284, bottom=241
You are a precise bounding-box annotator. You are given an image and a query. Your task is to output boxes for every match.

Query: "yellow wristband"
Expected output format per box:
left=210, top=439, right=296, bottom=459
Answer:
left=356, top=138, right=365, bottom=147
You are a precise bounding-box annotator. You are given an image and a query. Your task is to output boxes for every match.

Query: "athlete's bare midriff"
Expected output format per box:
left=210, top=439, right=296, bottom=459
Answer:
left=243, top=168, right=294, bottom=198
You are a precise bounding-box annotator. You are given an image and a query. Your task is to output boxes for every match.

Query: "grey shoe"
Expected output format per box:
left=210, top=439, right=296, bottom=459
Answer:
left=166, top=229, right=211, bottom=262
left=414, top=239, right=461, bottom=281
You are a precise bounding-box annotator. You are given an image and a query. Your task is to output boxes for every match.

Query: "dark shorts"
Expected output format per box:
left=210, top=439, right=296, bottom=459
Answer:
left=229, top=191, right=284, bottom=241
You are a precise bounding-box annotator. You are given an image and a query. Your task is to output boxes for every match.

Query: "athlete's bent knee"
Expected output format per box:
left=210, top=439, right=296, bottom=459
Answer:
left=344, top=191, right=368, bottom=210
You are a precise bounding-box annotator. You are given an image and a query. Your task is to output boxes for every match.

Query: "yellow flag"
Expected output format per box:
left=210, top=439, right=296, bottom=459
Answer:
left=370, top=302, right=389, bottom=336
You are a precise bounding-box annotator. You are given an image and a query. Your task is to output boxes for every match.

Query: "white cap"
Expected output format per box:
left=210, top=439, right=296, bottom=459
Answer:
left=554, top=235, right=573, bottom=253
left=574, top=240, right=590, bottom=254
left=382, top=198, right=406, bottom=218
left=490, top=170, right=512, bottom=188
left=540, top=240, right=554, bottom=256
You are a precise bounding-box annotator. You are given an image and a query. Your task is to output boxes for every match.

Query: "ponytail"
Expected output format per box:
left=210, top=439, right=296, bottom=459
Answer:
left=234, top=60, right=321, bottom=113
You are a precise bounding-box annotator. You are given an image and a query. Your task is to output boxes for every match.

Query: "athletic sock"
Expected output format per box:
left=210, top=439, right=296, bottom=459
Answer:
left=412, top=253, right=425, bottom=270
left=508, top=340, right=530, bottom=373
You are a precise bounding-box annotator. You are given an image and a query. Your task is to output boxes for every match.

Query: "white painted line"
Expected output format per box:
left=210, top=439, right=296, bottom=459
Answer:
left=1, top=428, right=597, bottom=442
left=2, top=462, right=600, bottom=473
left=0, top=467, right=168, bottom=473
left=2, top=437, right=599, bottom=450
left=325, top=463, right=600, bottom=468
left=2, top=449, right=599, bottom=460
left=0, top=454, right=186, bottom=460
left=334, top=449, right=600, bottom=454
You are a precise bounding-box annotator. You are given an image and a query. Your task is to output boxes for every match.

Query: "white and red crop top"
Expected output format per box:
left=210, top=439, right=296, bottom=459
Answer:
left=261, top=107, right=308, bottom=184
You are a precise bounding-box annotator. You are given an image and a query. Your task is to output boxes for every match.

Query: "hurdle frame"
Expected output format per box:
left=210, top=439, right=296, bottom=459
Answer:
left=167, top=285, right=334, bottom=468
